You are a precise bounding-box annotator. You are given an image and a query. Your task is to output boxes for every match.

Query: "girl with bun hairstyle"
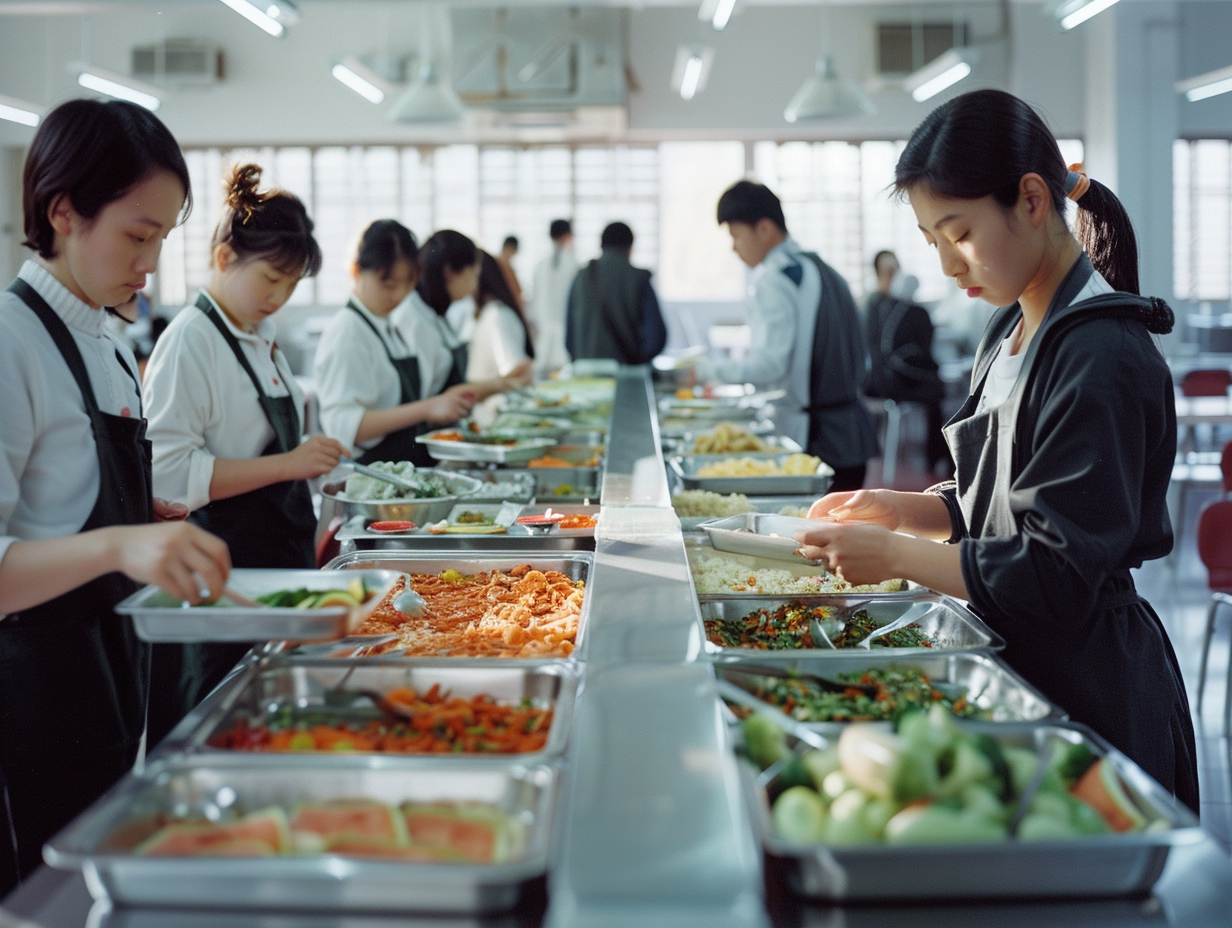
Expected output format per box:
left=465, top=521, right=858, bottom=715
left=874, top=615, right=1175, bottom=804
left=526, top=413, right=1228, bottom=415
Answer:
left=315, top=219, right=475, bottom=467
left=0, top=99, right=230, bottom=890
left=794, top=89, right=1198, bottom=810
left=143, top=164, right=344, bottom=738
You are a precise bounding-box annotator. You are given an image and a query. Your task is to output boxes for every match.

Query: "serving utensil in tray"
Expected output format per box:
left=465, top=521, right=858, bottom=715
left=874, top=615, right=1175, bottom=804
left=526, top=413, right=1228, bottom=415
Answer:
left=734, top=717, right=1202, bottom=901
left=114, top=569, right=406, bottom=644
left=700, top=513, right=823, bottom=564
left=670, top=453, right=834, bottom=496
left=44, top=757, right=558, bottom=914
left=321, top=469, right=485, bottom=525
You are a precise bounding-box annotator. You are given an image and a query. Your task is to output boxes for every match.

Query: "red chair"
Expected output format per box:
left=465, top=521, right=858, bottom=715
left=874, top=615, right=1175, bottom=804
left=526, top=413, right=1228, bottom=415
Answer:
left=1196, top=498, right=1232, bottom=734
left=1223, top=440, right=1232, bottom=493
left=1181, top=368, right=1232, bottom=397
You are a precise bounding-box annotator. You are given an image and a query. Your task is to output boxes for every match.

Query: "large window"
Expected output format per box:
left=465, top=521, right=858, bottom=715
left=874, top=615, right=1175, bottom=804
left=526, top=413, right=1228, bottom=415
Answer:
left=158, top=144, right=660, bottom=309
left=1175, top=139, right=1232, bottom=302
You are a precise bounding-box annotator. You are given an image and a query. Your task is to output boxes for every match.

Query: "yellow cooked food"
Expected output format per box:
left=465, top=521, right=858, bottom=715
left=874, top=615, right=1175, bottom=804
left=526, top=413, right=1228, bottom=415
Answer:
left=695, top=453, right=822, bottom=479
left=691, top=422, right=770, bottom=454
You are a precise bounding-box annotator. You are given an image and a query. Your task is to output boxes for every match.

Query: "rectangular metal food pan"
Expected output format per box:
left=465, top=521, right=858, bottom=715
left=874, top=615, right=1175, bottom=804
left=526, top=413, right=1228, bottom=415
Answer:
left=176, top=659, right=577, bottom=765
left=699, top=595, right=1004, bottom=657
left=675, top=494, right=817, bottom=531
left=115, top=570, right=406, bottom=644
left=322, top=551, right=594, bottom=661
left=417, top=433, right=557, bottom=465
left=718, top=651, right=1060, bottom=727
left=739, top=720, right=1203, bottom=902
left=700, top=513, right=823, bottom=564
left=445, top=469, right=537, bottom=504
left=670, top=453, right=834, bottom=496
left=344, top=531, right=596, bottom=553
left=45, top=758, right=558, bottom=913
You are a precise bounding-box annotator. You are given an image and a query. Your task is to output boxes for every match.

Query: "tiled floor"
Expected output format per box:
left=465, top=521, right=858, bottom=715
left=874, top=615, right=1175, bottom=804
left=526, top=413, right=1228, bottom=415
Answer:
left=874, top=437, right=1232, bottom=850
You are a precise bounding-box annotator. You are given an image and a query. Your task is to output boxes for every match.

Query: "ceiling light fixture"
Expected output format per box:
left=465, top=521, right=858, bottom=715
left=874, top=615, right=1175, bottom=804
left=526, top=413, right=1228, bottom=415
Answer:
left=904, top=47, right=978, bottom=102
left=784, top=56, right=876, bottom=121
left=73, top=64, right=161, bottom=110
left=1055, top=0, right=1121, bottom=31
left=1176, top=63, right=1232, bottom=102
left=0, top=93, right=41, bottom=127
left=389, top=5, right=464, bottom=125
left=332, top=57, right=390, bottom=104
left=671, top=45, right=713, bottom=102
left=712, top=0, right=736, bottom=31
left=216, top=0, right=298, bottom=38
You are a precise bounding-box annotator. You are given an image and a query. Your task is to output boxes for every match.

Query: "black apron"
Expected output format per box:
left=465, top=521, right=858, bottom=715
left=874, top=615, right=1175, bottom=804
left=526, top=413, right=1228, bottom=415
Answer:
left=146, top=293, right=316, bottom=746
left=0, top=279, right=152, bottom=891
left=943, top=259, right=1199, bottom=811
left=346, top=299, right=433, bottom=467
left=436, top=311, right=470, bottom=392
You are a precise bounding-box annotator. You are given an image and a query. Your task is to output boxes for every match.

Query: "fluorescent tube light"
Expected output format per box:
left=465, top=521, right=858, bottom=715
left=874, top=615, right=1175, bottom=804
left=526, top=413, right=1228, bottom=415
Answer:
left=679, top=55, right=704, bottom=100
left=74, top=65, right=161, bottom=111
left=0, top=93, right=41, bottom=127
left=1056, top=0, right=1121, bottom=31
left=671, top=45, right=713, bottom=102
left=904, top=47, right=978, bottom=103
left=332, top=58, right=389, bottom=104
left=711, top=0, right=736, bottom=31
left=1176, top=63, right=1232, bottom=102
left=217, top=0, right=298, bottom=38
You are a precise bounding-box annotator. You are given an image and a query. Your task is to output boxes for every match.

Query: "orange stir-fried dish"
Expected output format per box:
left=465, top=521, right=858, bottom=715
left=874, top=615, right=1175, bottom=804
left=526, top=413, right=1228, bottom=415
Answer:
left=357, top=564, right=584, bottom=658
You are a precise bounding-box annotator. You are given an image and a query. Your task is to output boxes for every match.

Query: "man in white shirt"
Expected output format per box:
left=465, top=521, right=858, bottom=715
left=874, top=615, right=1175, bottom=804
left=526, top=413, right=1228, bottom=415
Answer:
left=699, top=181, right=877, bottom=491
left=528, top=219, right=577, bottom=375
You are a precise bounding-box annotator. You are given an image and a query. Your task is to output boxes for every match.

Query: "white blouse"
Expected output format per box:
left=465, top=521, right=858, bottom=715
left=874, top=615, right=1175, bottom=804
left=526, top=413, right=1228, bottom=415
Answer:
left=143, top=290, right=303, bottom=513
left=391, top=291, right=456, bottom=398
left=467, top=301, right=528, bottom=382
left=315, top=297, right=424, bottom=453
left=0, top=261, right=143, bottom=568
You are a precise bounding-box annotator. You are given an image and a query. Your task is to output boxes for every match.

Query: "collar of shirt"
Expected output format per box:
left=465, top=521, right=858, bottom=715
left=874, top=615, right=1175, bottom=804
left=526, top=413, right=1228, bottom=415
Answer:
left=198, top=289, right=278, bottom=347
left=18, top=260, right=109, bottom=338
left=349, top=294, right=411, bottom=350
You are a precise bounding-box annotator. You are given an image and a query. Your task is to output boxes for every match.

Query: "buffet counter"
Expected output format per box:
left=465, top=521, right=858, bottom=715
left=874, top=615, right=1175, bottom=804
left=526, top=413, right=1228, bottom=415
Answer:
left=4, top=368, right=1232, bottom=928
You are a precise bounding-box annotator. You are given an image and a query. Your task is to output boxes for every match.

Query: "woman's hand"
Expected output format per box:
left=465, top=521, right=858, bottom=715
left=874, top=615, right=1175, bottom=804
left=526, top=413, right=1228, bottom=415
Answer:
left=426, top=389, right=475, bottom=424
left=152, top=498, right=188, bottom=522
left=792, top=522, right=903, bottom=587
left=282, top=436, right=349, bottom=481
left=808, top=489, right=903, bottom=531
left=502, top=360, right=533, bottom=391
left=108, top=522, right=231, bottom=604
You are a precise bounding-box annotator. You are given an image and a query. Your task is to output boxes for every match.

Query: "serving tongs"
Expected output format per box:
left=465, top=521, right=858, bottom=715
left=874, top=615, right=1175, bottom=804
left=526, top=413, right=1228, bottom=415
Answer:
left=719, top=662, right=879, bottom=697
left=342, top=455, right=425, bottom=495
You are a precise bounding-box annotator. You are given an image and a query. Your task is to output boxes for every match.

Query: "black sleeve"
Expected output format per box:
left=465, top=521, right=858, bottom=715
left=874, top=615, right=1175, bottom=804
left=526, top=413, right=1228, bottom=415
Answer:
left=925, top=480, right=965, bottom=544
left=565, top=278, right=579, bottom=357
left=959, top=320, right=1165, bottom=630
left=637, top=277, right=667, bottom=363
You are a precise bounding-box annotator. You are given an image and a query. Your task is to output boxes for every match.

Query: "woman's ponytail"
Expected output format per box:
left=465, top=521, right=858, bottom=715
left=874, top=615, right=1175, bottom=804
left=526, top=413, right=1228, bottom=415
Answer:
left=1073, top=177, right=1140, bottom=296
left=210, top=162, right=322, bottom=278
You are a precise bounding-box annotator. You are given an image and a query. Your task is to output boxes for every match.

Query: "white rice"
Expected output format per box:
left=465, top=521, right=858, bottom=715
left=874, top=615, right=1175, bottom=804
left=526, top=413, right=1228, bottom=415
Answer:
left=671, top=490, right=756, bottom=518
left=689, top=550, right=907, bottom=596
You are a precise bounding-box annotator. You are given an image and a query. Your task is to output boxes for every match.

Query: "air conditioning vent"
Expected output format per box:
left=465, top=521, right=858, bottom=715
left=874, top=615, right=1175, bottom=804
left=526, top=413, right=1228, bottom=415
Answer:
left=132, top=39, right=222, bottom=85
left=877, top=23, right=969, bottom=76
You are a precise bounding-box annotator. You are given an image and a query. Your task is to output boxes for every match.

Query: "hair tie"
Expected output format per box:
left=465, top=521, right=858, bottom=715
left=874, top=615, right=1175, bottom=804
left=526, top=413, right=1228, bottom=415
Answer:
left=1065, top=162, right=1090, bottom=202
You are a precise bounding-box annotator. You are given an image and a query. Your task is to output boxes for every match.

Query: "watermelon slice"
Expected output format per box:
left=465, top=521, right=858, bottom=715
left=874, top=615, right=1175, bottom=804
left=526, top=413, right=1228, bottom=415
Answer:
left=136, top=808, right=289, bottom=857
left=403, top=804, right=505, bottom=863
left=324, top=836, right=467, bottom=861
left=290, top=801, right=408, bottom=847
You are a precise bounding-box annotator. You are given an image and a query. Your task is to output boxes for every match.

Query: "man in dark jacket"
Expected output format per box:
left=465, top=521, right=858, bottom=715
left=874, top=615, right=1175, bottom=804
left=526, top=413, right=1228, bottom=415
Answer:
left=566, top=222, right=667, bottom=365
left=864, top=250, right=949, bottom=474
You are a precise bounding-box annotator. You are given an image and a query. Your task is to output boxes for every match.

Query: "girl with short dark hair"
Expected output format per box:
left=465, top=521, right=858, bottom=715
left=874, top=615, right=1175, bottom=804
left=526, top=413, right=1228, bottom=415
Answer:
left=794, top=89, right=1198, bottom=810
left=0, top=98, right=231, bottom=890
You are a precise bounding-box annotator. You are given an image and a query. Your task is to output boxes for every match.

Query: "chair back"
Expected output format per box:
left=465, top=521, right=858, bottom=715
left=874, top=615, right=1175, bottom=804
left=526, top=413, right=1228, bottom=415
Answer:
left=1197, top=498, right=1232, bottom=590
left=1181, top=368, right=1232, bottom=397
left=1222, top=441, right=1232, bottom=494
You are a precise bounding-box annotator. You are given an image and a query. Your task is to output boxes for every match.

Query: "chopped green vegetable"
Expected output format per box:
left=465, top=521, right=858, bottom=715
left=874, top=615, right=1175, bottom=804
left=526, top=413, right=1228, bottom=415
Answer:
left=742, top=714, right=786, bottom=769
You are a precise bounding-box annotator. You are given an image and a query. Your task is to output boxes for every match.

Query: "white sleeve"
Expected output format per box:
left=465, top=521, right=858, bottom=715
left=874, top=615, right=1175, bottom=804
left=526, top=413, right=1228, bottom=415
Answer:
left=0, top=314, right=39, bottom=567
left=313, top=313, right=384, bottom=451
left=711, top=271, right=799, bottom=387
left=142, top=323, right=218, bottom=512
left=493, top=306, right=529, bottom=377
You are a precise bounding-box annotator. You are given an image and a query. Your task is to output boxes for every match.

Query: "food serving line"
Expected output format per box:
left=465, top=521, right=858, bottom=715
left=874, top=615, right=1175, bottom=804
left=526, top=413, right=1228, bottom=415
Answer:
left=5, top=369, right=1232, bottom=928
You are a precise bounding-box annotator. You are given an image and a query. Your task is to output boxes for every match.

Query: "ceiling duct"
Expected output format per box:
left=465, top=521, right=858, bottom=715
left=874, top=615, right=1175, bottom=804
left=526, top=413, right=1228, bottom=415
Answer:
left=132, top=39, right=222, bottom=85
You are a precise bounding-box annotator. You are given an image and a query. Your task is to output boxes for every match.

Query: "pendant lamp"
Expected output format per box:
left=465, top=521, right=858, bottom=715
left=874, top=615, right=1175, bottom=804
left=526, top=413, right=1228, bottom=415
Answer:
left=784, top=56, right=875, bottom=122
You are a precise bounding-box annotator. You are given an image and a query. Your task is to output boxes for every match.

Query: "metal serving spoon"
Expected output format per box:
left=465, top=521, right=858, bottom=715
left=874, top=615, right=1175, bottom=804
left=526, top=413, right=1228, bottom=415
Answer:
left=858, top=601, right=941, bottom=649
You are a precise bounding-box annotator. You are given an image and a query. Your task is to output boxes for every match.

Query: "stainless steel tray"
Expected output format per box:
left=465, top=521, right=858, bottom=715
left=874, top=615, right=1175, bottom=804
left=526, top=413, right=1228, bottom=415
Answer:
left=718, top=651, right=1060, bottom=727
left=700, top=513, right=822, bottom=564
left=417, top=432, right=557, bottom=465
left=670, top=452, right=834, bottom=496
left=699, top=594, right=1004, bottom=656
left=115, top=570, right=406, bottom=644
left=45, top=757, right=557, bottom=913
left=448, top=469, right=537, bottom=505
left=320, top=468, right=485, bottom=525
left=738, top=720, right=1203, bottom=901
left=321, top=551, right=594, bottom=661
left=510, top=466, right=601, bottom=503
left=674, top=493, right=816, bottom=530
left=174, top=659, right=577, bottom=765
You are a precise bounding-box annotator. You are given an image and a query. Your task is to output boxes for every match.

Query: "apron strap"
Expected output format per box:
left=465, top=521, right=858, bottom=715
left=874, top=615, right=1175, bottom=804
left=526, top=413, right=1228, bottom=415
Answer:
left=348, top=299, right=422, bottom=402
left=347, top=298, right=413, bottom=364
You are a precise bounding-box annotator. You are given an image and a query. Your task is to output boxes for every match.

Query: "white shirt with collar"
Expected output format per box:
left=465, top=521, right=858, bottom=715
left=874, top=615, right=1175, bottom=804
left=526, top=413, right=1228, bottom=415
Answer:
left=143, top=290, right=303, bottom=513
left=391, top=291, right=457, bottom=398
left=705, top=236, right=821, bottom=448
left=315, top=296, right=424, bottom=453
left=0, top=260, right=144, bottom=567
left=467, top=301, right=528, bottom=382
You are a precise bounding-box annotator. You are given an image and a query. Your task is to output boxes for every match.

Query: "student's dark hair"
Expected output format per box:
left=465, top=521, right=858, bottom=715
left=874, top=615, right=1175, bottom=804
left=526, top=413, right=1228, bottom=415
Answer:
left=503, top=235, right=519, bottom=250
left=475, top=251, right=534, bottom=358
left=549, top=219, right=572, bottom=240
left=356, top=219, right=418, bottom=280
left=872, top=250, right=896, bottom=273
left=895, top=89, right=1140, bottom=295
left=22, top=98, right=191, bottom=259
left=416, top=229, right=478, bottom=316
left=600, top=221, right=634, bottom=251
left=211, top=163, right=321, bottom=278
left=716, top=180, right=787, bottom=233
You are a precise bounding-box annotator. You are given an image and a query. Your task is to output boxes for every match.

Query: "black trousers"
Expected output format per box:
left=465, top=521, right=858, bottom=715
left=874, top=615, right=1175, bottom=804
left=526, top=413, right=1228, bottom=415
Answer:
left=829, top=464, right=867, bottom=493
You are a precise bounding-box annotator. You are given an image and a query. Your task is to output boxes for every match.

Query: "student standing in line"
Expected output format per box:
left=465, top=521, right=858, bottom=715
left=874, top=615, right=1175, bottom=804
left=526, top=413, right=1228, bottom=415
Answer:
left=529, top=218, right=577, bottom=375
left=315, top=220, right=474, bottom=467
left=699, top=182, right=877, bottom=491
left=468, top=250, right=534, bottom=383
left=496, top=235, right=524, bottom=310
left=0, top=99, right=230, bottom=891
left=794, top=89, right=1198, bottom=810
left=143, top=164, right=346, bottom=741
left=393, top=229, right=531, bottom=403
